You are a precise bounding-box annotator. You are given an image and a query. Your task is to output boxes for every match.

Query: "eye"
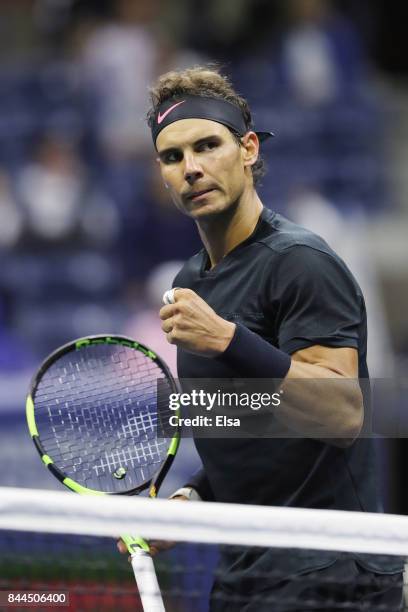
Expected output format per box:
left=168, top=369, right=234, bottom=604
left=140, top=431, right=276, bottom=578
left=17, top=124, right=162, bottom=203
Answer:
left=197, top=140, right=219, bottom=152
left=162, top=150, right=182, bottom=164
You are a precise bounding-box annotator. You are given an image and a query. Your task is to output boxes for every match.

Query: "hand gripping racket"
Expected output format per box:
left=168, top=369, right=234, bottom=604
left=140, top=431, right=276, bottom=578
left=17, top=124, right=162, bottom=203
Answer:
left=26, top=335, right=180, bottom=612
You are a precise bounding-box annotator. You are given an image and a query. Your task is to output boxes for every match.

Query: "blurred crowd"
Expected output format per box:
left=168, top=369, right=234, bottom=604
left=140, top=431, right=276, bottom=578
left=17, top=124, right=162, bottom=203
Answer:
left=0, top=0, right=401, bottom=373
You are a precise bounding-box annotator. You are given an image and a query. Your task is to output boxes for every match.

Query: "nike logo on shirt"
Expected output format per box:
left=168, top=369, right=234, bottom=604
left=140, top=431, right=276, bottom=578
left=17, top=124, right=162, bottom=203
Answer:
left=157, top=100, right=186, bottom=124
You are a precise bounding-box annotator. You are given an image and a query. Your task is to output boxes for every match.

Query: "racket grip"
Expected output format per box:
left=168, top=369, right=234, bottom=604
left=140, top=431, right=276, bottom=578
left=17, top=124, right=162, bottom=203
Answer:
left=131, top=548, right=166, bottom=612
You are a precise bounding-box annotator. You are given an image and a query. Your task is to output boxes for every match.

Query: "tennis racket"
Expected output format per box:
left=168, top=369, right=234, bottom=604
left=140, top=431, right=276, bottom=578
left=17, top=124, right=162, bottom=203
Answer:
left=26, top=334, right=180, bottom=612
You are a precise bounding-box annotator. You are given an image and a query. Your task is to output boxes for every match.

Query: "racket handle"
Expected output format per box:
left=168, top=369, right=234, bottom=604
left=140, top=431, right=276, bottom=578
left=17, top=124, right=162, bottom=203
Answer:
left=131, top=548, right=166, bottom=612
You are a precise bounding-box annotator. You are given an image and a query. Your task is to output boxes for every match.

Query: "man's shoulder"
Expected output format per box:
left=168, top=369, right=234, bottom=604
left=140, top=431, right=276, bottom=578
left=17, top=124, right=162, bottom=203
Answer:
left=258, top=210, right=337, bottom=258
left=259, top=210, right=360, bottom=291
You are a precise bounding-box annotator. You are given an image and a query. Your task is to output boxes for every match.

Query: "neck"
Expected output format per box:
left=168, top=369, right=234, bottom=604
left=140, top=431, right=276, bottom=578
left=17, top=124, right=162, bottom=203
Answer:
left=196, top=186, right=264, bottom=268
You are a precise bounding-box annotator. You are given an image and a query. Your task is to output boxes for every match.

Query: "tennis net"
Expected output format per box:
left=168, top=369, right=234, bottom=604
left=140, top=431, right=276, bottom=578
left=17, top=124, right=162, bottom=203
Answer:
left=0, top=486, right=407, bottom=611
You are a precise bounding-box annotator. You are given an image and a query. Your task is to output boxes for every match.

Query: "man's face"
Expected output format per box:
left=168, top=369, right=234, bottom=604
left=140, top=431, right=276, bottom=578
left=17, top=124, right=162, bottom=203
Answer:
left=156, top=119, right=251, bottom=220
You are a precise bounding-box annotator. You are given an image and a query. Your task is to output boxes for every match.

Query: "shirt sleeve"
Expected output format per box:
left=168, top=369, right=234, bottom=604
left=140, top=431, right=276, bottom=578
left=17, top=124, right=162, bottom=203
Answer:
left=269, top=246, right=364, bottom=355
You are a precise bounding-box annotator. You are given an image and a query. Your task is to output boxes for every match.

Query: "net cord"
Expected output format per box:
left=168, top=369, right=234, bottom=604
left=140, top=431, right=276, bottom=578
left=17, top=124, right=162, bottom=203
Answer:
left=1, top=487, right=407, bottom=558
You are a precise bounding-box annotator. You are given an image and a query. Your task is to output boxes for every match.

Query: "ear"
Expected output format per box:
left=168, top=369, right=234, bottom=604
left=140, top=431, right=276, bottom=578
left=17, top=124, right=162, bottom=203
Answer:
left=240, top=132, right=259, bottom=169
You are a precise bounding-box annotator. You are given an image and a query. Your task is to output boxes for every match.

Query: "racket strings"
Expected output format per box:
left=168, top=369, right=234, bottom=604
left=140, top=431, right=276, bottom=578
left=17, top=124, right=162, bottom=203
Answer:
left=33, top=345, right=174, bottom=493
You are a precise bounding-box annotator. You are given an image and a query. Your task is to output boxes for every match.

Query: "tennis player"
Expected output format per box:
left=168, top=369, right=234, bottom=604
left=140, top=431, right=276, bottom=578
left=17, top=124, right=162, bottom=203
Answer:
left=122, top=66, right=404, bottom=611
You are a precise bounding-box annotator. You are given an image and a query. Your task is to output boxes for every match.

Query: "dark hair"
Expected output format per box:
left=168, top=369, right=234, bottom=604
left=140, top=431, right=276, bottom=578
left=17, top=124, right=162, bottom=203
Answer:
left=147, top=65, right=266, bottom=185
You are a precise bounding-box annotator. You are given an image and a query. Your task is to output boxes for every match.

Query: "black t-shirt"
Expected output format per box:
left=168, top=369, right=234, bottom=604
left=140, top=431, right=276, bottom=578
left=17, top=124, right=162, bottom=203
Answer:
left=174, top=208, right=402, bottom=583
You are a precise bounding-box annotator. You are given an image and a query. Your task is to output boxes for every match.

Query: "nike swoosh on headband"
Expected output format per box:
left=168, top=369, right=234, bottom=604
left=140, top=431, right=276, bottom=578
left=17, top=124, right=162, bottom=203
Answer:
left=157, top=100, right=186, bottom=124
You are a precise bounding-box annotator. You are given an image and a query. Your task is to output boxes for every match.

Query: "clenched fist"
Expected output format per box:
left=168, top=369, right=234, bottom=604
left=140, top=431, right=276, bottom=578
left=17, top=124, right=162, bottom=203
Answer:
left=159, top=288, right=235, bottom=357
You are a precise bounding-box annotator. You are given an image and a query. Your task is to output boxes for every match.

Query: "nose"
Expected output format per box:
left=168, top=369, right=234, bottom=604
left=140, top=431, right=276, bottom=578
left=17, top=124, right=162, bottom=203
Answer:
left=183, top=152, right=203, bottom=184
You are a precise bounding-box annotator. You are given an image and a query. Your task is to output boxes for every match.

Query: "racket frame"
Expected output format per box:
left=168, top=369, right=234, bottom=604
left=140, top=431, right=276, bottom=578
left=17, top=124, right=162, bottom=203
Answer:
left=26, top=334, right=180, bottom=498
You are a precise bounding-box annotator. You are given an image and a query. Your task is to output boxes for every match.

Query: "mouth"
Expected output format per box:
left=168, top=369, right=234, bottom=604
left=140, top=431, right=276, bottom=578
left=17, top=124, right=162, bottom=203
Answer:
left=186, top=188, right=216, bottom=202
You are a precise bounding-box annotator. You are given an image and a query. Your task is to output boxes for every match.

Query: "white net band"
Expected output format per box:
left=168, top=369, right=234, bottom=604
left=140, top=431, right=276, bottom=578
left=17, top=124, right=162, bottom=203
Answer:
left=1, top=486, right=407, bottom=558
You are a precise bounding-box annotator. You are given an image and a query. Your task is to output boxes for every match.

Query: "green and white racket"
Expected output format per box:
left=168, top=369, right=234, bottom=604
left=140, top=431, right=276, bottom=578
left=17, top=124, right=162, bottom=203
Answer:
left=26, top=334, right=180, bottom=612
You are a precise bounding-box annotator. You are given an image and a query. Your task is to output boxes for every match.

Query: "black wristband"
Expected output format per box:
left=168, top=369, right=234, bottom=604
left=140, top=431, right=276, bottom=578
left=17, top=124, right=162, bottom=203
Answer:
left=216, top=323, right=291, bottom=379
